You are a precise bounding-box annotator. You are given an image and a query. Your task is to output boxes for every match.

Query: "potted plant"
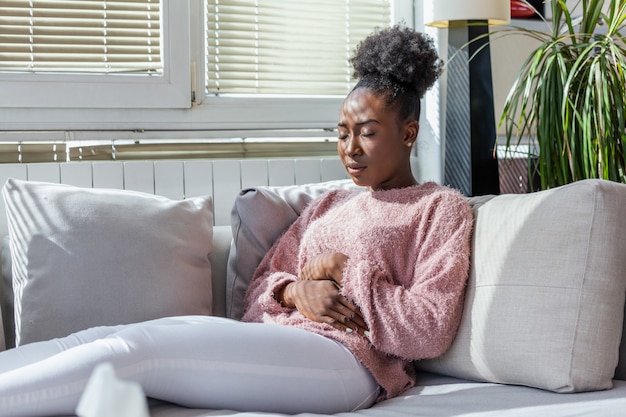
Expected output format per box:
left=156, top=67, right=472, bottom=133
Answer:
left=499, top=0, right=626, bottom=190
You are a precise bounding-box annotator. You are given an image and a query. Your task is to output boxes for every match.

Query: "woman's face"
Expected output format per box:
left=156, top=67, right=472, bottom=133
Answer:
left=337, top=87, right=418, bottom=191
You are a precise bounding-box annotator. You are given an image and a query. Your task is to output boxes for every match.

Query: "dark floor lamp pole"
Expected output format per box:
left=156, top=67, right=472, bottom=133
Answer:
left=426, top=1, right=510, bottom=196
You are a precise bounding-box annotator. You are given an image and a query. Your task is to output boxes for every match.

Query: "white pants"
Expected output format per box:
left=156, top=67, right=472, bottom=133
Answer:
left=0, top=316, right=379, bottom=417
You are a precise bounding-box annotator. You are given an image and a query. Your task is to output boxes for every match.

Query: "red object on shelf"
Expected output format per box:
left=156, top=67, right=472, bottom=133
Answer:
left=510, top=0, right=536, bottom=18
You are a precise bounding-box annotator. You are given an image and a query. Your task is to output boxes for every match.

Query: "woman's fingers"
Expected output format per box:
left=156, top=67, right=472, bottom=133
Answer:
left=289, top=280, right=369, bottom=336
left=299, top=253, right=348, bottom=284
left=326, top=297, right=369, bottom=335
left=326, top=314, right=369, bottom=336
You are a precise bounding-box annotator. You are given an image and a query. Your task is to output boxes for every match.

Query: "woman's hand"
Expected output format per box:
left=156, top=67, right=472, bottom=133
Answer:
left=277, top=279, right=369, bottom=336
left=299, top=252, right=349, bottom=285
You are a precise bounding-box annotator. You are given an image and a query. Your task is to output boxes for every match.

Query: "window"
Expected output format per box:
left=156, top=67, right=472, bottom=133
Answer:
left=206, top=0, right=391, bottom=96
left=0, top=0, right=190, bottom=109
left=0, top=0, right=162, bottom=74
left=0, top=0, right=414, bottom=139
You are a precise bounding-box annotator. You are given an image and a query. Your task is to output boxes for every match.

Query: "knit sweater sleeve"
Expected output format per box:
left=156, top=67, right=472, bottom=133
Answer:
left=341, top=190, right=473, bottom=361
left=241, top=192, right=339, bottom=321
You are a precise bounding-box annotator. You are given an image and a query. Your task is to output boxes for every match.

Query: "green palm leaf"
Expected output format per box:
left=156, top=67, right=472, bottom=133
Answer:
left=497, top=0, right=626, bottom=190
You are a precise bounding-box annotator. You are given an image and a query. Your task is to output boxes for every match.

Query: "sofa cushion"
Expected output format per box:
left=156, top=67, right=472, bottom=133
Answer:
left=615, top=301, right=626, bottom=381
left=226, top=180, right=361, bottom=320
left=417, top=179, right=626, bottom=392
left=2, top=178, right=214, bottom=346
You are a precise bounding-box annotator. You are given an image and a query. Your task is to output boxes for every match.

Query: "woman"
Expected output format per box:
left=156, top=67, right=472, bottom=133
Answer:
left=0, top=25, right=473, bottom=416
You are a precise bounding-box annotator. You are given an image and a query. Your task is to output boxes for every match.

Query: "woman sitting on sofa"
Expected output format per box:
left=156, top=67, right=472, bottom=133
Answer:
left=0, top=25, right=473, bottom=416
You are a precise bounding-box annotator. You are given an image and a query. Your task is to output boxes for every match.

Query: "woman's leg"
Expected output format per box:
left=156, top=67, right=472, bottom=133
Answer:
left=0, top=322, right=150, bottom=417
left=0, top=316, right=379, bottom=416
left=0, top=324, right=126, bottom=373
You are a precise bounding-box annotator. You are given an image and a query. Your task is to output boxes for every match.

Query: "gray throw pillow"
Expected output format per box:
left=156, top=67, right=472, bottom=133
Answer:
left=226, top=180, right=361, bottom=320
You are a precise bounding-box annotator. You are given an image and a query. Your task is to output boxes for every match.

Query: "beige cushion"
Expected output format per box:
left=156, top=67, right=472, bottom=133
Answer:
left=226, top=180, right=361, bottom=320
left=2, top=178, right=214, bottom=345
left=418, top=179, right=626, bottom=392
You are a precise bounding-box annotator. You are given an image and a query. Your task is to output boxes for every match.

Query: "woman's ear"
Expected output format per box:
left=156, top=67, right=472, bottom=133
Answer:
left=404, top=120, right=419, bottom=148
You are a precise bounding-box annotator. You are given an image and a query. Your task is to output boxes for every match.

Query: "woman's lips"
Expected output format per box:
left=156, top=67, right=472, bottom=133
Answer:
left=346, top=164, right=366, bottom=175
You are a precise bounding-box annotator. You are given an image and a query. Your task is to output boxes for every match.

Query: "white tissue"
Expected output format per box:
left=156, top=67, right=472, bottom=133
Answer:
left=75, top=362, right=149, bottom=417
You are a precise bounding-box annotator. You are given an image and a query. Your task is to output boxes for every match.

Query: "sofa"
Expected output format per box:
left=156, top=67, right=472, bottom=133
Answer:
left=0, top=176, right=625, bottom=416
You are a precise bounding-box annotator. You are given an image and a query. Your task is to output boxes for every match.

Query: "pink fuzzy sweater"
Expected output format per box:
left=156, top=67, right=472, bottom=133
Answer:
left=241, top=182, right=473, bottom=400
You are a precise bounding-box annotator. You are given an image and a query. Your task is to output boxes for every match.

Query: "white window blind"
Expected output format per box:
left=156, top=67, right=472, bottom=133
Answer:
left=206, top=0, right=391, bottom=96
left=0, top=0, right=162, bottom=75
left=0, top=0, right=191, bottom=110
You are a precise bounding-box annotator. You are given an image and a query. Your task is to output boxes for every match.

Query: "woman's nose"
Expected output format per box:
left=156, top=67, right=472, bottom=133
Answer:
left=344, top=135, right=361, bottom=156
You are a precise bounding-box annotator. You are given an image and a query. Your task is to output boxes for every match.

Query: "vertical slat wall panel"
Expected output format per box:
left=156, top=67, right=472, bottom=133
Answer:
left=0, top=157, right=350, bottom=234
left=268, top=160, right=295, bottom=186
left=320, top=158, right=347, bottom=182
left=212, top=160, right=242, bottom=226
left=183, top=160, right=214, bottom=199
left=0, top=164, right=27, bottom=235
left=0, top=164, right=27, bottom=184
left=60, top=163, right=93, bottom=188
left=92, top=162, right=124, bottom=189
left=124, top=161, right=155, bottom=195
left=154, top=161, right=185, bottom=200
left=241, top=160, right=268, bottom=189
left=27, top=163, right=61, bottom=183
left=295, top=159, right=322, bottom=185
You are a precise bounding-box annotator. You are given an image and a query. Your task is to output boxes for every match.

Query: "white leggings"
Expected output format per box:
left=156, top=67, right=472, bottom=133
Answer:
left=0, top=316, right=379, bottom=417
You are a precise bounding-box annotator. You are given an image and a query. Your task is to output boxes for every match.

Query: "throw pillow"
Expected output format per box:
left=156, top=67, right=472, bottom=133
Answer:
left=417, top=179, right=626, bottom=393
left=2, top=178, right=214, bottom=346
left=226, top=180, right=361, bottom=320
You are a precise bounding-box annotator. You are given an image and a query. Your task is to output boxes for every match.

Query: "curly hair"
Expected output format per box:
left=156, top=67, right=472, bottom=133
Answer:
left=350, top=24, right=443, bottom=122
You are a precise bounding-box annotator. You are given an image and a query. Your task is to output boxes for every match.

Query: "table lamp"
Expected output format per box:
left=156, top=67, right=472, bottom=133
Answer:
left=426, top=0, right=510, bottom=196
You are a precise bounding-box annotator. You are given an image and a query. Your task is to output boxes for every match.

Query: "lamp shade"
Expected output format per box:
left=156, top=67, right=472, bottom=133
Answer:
left=425, top=0, right=511, bottom=28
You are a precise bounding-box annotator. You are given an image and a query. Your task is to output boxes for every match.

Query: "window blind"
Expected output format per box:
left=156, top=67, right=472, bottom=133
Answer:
left=0, top=142, right=66, bottom=163
left=0, top=0, right=162, bottom=74
left=0, top=138, right=338, bottom=163
left=206, top=0, right=391, bottom=95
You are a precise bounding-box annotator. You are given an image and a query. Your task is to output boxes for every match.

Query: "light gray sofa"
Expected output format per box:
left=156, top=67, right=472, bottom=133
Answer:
left=1, top=178, right=626, bottom=416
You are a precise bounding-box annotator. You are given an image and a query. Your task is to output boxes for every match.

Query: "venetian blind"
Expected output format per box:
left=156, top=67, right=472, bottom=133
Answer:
left=206, top=0, right=391, bottom=95
left=0, top=0, right=162, bottom=74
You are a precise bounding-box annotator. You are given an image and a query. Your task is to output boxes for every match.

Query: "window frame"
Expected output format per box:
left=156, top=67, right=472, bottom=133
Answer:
left=0, top=0, right=191, bottom=110
left=0, top=0, right=415, bottom=135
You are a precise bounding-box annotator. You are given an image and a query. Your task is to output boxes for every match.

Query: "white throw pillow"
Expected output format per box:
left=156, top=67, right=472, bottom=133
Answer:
left=2, top=178, right=214, bottom=346
left=417, top=179, right=626, bottom=393
left=226, top=180, right=361, bottom=320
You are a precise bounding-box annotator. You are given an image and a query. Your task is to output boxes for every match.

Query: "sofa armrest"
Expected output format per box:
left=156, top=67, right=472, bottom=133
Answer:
left=0, top=235, right=11, bottom=351
left=209, top=225, right=232, bottom=318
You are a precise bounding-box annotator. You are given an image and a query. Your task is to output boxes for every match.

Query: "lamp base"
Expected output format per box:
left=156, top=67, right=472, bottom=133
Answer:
left=443, top=22, right=500, bottom=196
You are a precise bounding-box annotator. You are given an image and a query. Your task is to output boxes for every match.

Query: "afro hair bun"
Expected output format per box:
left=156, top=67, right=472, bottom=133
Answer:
left=351, top=24, right=443, bottom=98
